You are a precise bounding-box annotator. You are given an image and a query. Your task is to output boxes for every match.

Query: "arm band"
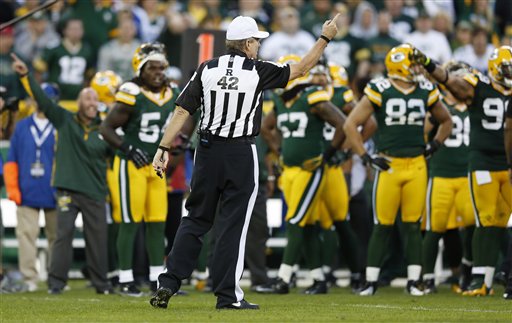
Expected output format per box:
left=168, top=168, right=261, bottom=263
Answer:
left=320, top=35, right=331, bottom=43
left=424, top=58, right=436, bottom=73
left=158, top=145, right=171, bottom=152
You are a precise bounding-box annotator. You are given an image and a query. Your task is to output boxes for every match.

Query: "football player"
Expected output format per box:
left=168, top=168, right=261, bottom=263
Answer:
left=99, top=43, right=184, bottom=296
left=259, top=55, right=347, bottom=294
left=411, top=46, right=512, bottom=296
left=421, top=61, right=475, bottom=294
left=344, top=44, right=453, bottom=296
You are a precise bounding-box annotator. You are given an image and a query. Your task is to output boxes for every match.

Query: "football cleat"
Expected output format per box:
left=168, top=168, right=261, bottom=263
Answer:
left=406, top=280, right=425, bottom=296
left=251, top=282, right=275, bottom=293
left=216, top=299, right=259, bottom=310
left=423, top=279, right=437, bottom=295
left=269, top=277, right=290, bottom=294
left=119, top=283, right=143, bottom=297
left=462, top=283, right=494, bottom=296
left=150, top=287, right=174, bottom=309
left=303, top=280, right=328, bottom=295
left=358, top=282, right=377, bottom=296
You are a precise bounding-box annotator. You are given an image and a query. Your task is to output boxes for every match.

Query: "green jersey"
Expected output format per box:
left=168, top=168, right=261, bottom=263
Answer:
left=41, top=43, right=93, bottom=100
left=115, top=81, right=180, bottom=157
left=463, top=73, right=511, bottom=171
left=275, top=86, right=329, bottom=167
left=365, top=77, right=440, bottom=157
left=429, top=97, right=469, bottom=178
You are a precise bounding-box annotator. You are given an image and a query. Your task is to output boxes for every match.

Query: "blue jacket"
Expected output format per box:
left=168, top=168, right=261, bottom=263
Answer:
left=7, top=115, right=56, bottom=208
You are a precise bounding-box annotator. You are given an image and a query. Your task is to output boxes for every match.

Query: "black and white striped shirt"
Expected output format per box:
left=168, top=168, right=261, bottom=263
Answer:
left=176, top=50, right=290, bottom=138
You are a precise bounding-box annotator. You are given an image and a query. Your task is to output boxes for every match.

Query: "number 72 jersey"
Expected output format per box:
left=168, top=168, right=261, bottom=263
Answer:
left=463, top=73, right=511, bottom=171
left=364, top=77, right=440, bottom=157
left=115, top=81, right=181, bottom=157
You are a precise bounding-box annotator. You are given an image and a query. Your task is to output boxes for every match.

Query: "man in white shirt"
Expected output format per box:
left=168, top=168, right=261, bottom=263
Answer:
left=453, top=27, right=495, bottom=74
left=259, top=7, right=316, bottom=61
left=404, top=11, right=452, bottom=63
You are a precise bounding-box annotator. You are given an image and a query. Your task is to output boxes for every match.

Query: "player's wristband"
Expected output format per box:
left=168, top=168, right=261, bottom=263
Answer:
left=320, top=35, right=331, bottom=43
left=424, top=57, right=436, bottom=73
left=158, top=145, right=171, bottom=152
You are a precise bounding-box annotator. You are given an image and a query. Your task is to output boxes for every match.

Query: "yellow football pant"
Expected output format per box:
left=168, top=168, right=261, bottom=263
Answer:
left=318, top=165, right=350, bottom=229
left=110, top=156, right=168, bottom=223
left=280, top=165, right=326, bottom=227
left=469, top=170, right=511, bottom=227
left=373, top=155, right=427, bottom=225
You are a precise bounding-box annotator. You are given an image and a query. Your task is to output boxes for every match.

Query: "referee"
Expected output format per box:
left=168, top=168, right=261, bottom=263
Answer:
left=150, top=15, right=339, bottom=310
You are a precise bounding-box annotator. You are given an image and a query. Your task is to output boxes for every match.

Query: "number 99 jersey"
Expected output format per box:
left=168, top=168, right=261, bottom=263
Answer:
left=364, top=77, right=440, bottom=157
left=462, top=72, right=511, bottom=171
left=115, top=81, right=181, bottom=157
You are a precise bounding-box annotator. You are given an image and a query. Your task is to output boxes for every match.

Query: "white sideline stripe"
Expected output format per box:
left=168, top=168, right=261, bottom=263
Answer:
left=342, top=304, right=512, bottom=314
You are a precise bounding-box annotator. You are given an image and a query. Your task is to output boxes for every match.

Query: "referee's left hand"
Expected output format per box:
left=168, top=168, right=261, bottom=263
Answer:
left=153, top=148, right=169, bottom=179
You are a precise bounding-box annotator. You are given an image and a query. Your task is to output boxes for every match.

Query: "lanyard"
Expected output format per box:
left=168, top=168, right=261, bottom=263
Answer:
left=30, top=124, right=53, bottom=161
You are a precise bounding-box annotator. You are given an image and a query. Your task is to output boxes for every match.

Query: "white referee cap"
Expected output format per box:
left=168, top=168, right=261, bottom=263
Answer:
left=226, top=16, right=269, bottom=40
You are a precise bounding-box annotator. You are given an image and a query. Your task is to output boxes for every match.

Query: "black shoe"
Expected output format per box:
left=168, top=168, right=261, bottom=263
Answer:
left=358, top=281, right=377, bottom=296
left=110, top=276, right=119, bottom=288
left=289, top=273, right=297, bottom=289
left=325, top=272, right=337, bottom=288
left=459, top=263, right=472, bottom=291
left=271, top=278, right=289, bottom=294
left=303, top=280, right=327, bottom=295
left=350, top=275, right=363, bottom=294
left=174, top=289, right=188, bottom=296
left=48, top=287, right=63, bottom=295
left=494, top=271, right=507, bottom=287
left=119, top=283, right=143, bottom=297
left=96, top=287, right=115, bottom=295
left=406, top=280, right=425, bottom=296
left=251, top=282, right=274, bottom=293
left=150, top=281, right=158, bottom=293
left=216, top=299, right=259, bottom=310
left=423, top=279, right=437, bottom=294
left=504, top=287, right=512, bottom=300
left=150, top=287, right=174, bottom=309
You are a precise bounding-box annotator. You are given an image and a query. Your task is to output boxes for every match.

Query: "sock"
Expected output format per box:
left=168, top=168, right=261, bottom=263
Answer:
left=462, top=225, right=475, bottom=263
left=149, top=266, right=164, bottom=282
left=320, top=227, right=338, bottom=270
left=145, top=222, right=166, bottom=266
left=407, top=265, right=422, bottom=281
left=422, top=231, right=442, bottom=276
left=310, top=267, right=325, bottom=281
left=443, top=229, right=462, bottom=269
left=402, top=222, right=422, bottom=266
left=278, top=263, right=293, bottom=283
left=117, top=222, right=140, bottom=271
left=303, top=225, right=323, bottom=270
left=335, top=221, right=362, bottom=273
left=366, top=267, right=380, bottom=282
left=119, top=269, right=133, bottom=284
left=282, top=223, right=305, bottom=266
left=484, top=266, right=495, bottom=288
left=322, top=265, right=332, bottom=274
left=366, top=224, right=393, bottom=267
left=481, top=227, right=501, bottom=267
left=472, top=227, right=483, bottom=267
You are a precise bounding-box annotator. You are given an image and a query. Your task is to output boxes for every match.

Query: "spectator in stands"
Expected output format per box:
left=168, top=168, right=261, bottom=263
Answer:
left=432, top=11, right=454, bottom=41
left=384, top=0, right=414, bottom=42
left=462, top=0, right=495, bottom=33
left=0, top=26, right=24, bottom=100
left=14, top=12, right=60, bottom=65
left=132, top=0, right=166, bottom=42
left=451, top=20, right=473, bottom=51
left=367, top=10, right=400, bottom=77
left=3, top=83, right=59, bottom=293
left=301, top=0, right=332, bottom=37
left=349, top=1, right=378, bottom=40
left=33, top=18, right=93, bottom=101
left=228, top=0, right=273, bottom=31
left=259, top=6, right=316, bottom=61
left=405, top=10, right=452, bottom=63
left=453, top=26, right=495, bottom=74
left=422, top=0, right=455, bottom=23
left=97, top=18, right=140, bottom=82
left=12, top=53, right=113, bottom=295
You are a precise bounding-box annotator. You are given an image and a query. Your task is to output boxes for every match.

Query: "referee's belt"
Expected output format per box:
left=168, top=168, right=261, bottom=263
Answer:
left=199, top=132, right=255, bottom=145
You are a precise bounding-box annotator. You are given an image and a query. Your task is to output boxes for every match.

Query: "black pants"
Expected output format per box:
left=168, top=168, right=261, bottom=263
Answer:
left=48, top=190, right=109, bottom=291
left=158, top=139, right=258, bottom=307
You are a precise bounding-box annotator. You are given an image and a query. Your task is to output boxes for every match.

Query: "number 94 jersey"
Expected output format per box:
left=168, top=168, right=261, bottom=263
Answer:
left=462, top=73, right=511, bottom=171
left=364, top=77, right=440, bottom=157
left=115, top=81, right=180, bottom=157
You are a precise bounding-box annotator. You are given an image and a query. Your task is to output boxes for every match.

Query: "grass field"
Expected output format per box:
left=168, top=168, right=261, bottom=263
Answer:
left=1, top=281, right=511, bottom=322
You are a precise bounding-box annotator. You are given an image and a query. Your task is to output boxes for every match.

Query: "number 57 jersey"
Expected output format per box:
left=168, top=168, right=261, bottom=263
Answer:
left=364, top=77, right=440, bottom=157
left=462, top=73, right=511, bottom=171
left=115, top=81, right=181, bottom=157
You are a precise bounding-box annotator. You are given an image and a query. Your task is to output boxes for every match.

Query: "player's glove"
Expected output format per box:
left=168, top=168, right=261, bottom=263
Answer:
left=424, top=140, right=441, bottom=159
left=171, top=133, right=191, bottom=156
left=409, top=48, right=436, bottom=73
left=361, top=153, right=391, bottom=172
left=121, top=142, right=150, bottom=168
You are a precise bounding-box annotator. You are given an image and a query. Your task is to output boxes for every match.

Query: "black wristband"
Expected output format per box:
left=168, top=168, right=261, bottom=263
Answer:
left=424, top=58, right=436, bottom=73
left=320, top=35, right=331, bottom=43
left=158, top=145, right=171, bottom=152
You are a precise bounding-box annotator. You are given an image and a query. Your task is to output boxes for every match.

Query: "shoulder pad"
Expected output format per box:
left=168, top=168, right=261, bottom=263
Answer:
left=118, top=82, right=140, bottom=96
left=307, top=88, right=330, bottom=105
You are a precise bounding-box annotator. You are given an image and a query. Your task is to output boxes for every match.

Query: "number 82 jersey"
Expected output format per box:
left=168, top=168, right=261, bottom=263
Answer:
left=115, top=81, right=180, bottom=157
left=364, top=77, right=440, bottom=157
